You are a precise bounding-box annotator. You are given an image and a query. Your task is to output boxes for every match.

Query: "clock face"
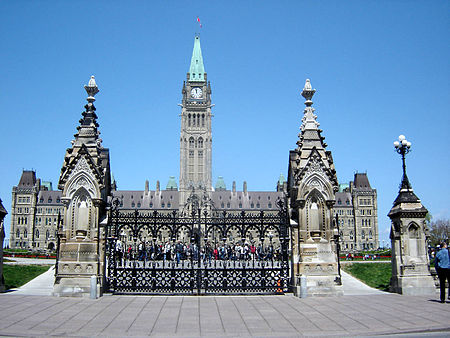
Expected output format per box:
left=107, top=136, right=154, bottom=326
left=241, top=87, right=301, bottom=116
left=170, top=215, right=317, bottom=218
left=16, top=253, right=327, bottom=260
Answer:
left=190, top=87, right=203, bottom=99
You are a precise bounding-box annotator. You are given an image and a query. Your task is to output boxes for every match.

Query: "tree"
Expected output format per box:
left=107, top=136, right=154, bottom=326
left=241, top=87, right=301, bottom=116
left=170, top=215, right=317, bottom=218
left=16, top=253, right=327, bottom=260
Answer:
left=428, top=218, right=450, bottom=247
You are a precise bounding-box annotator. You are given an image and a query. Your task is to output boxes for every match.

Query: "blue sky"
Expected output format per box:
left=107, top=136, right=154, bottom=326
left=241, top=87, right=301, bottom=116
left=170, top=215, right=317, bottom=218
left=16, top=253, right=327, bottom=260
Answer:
left=1, top=1, right=449, bottom=247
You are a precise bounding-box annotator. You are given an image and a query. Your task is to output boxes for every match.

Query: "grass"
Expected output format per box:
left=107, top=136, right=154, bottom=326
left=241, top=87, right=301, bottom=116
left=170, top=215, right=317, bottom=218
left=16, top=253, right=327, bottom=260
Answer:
left=342, top=263, right=392, bottom=291
left=3, top=265, right=51, bottom=290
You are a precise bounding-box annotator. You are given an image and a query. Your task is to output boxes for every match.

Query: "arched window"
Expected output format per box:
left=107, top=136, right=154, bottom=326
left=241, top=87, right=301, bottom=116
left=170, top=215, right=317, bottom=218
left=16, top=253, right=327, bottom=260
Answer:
left=188, top=114, right=191, bottom=127
left=24, top=229, right=28, bottom=238
left=189, top=137, right=195, bottom=149
left=46, top=230, right=50, bottom=240
left=361, top=230, right=365, bottom=239
left=268, top=203, right=272, bottom=208
left=198, top=137, right=203, bottom=148
left=48, top=197, right=52, bottom=203
left=227, top=202, right=230, bottom=208
left=36, top=229, right=40, bottom=239
left=16, top=229, right=20, bottom=238
left=202, top=114, right=205, bottom=127
left=369, top=231, right=373, bottom=239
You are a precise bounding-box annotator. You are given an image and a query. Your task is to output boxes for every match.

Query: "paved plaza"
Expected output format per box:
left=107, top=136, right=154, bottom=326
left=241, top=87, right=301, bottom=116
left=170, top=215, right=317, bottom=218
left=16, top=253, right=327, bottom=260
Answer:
left=1, top=292, right=449, bottom=337
left=1, top=259, right=449, bottom=337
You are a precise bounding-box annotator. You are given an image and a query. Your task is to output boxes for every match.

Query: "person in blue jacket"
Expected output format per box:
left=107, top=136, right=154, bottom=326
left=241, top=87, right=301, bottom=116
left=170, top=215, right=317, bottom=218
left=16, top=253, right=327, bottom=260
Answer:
left=434, top=242, right=450, bottom=303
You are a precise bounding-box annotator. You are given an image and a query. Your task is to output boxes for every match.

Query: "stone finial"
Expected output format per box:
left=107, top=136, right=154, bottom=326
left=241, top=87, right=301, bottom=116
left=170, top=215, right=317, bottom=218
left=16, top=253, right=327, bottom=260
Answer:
left=301, top=79, right=316, bottom=107
left=84, top=75, right=99, bottom=102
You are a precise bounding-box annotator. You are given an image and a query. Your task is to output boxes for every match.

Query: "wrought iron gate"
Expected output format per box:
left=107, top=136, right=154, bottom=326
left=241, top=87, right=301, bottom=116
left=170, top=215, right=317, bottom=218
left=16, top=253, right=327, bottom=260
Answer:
left=105, top=197, right=290, bottom=295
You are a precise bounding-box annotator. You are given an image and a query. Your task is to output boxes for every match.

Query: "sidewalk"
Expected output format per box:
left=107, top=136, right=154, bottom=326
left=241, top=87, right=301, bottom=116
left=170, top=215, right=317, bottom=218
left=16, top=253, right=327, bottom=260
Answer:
left=1, top=262, right=449, bottom=337
left=0, top=293, right=449, bottom=337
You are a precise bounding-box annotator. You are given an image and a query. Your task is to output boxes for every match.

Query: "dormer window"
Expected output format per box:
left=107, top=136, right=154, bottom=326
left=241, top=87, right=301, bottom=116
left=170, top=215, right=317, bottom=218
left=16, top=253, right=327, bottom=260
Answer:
left=48, top=197, right=52, bottom=203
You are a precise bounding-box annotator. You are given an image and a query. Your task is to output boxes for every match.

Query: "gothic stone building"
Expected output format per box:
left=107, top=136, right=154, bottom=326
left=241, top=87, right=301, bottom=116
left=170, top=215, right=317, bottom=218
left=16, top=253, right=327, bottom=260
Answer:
left=9, top=36, right=378, bottom=253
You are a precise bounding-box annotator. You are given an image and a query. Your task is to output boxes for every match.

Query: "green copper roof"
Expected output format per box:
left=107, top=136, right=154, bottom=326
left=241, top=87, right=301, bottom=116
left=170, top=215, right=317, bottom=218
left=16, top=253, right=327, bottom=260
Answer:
left=189, top=36, right=205, bottom=82
left=215, top=176, right=226, bottom=191
left=339, top=183, right=349, bottom=192
left=166, top=176, right=178, bottom=190
left=278, top=173, right=286, bottom=185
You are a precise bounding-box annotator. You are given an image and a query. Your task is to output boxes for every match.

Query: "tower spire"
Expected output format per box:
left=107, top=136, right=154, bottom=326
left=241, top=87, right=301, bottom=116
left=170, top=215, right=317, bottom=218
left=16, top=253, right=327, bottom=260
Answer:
left=73, top=75, right=101, bottom=146
left=300, top=79, right=320, bottom=132
left=189, top=36, right=205, bottom=81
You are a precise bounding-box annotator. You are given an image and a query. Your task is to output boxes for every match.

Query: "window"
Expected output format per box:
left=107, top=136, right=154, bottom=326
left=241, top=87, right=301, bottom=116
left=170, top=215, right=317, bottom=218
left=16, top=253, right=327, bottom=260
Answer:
left=167, top=203, right=171, bottom=208
left=221, top=202, right=224, bottom=208
left=48, top=197, right=52, bottom=203
left=239, top=203, right=242, bottom=208
left=137, top=202, right=141, bottom=208
left=202, top=114, right=205, bottom=127
left=40, top=197, right=44, bottom=203
left=188, top=114, right=191, bottom=127
left=361, top=230, right=365, bottom=239
left=56, top=197, right=60, bottom=203
left=150, top=202, right=153, bottom=208
left=24, top=229, right=28, bottom=238
left=256, top=203, right=260, bottom=208
left=198, top=150, right=203, bottom=158
left=251, top=203, right=254, bottom=208
left=161, top=203, right=165, bottom=208
left=46, top=230, right=50, bottom=239
left=198, top=137, right=203, bottom=148
left=131, top=202, right=135, bottom=208
left=268, top=203, right=272, bottom=208
left=189, top=137, right=194, bottom=148
left=36, top=229, right=40, bottom=238
left=227, top=202, right=230, bottom=208
left=16, top=229, right=20, bottom=238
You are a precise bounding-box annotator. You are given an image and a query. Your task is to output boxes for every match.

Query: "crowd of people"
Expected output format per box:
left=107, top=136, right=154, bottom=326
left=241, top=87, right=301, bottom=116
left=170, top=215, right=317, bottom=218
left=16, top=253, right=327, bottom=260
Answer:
left=114, top=239, right=281, bottom=264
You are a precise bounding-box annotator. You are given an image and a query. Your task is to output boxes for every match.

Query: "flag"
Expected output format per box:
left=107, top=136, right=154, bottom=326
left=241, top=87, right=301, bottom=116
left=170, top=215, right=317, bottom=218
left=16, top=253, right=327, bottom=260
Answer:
left=197, top=17, right=202, bottom=28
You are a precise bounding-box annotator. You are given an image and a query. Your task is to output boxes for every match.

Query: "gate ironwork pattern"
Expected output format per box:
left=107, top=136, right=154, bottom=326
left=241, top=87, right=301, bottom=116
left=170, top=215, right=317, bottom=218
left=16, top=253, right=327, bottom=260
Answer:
left=105, top=197, right=290, bottom=295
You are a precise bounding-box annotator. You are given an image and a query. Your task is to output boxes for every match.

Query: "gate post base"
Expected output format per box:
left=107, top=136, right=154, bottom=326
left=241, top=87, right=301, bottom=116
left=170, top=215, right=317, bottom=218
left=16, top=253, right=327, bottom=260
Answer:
left=53, top=276, right=102, bottom=298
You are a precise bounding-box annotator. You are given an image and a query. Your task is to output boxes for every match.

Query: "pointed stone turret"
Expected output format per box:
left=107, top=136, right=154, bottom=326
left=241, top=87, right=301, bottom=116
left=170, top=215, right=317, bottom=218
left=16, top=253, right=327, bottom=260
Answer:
left=54, top=76, right=111, bottom=297
left=287, top=79, right=342, bottom=297
left=388, top=135, right=435, bottom=295
left=189, top=35, right=205, bottom=81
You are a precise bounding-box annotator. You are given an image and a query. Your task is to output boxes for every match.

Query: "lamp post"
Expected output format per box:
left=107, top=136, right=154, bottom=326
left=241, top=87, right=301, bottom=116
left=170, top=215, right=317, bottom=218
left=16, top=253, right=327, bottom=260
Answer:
left=393, top=134, right=412, bottom=190
left=334, top=213, right=342, bottom=285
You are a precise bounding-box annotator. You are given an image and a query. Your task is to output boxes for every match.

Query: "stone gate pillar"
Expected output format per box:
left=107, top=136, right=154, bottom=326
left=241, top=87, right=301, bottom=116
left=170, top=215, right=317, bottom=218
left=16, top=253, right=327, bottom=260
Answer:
left=53, top=76, right=111, bottom=297
left=388, top=135, right=435, bottom=295
left=287, top=80, right=342, bottom=296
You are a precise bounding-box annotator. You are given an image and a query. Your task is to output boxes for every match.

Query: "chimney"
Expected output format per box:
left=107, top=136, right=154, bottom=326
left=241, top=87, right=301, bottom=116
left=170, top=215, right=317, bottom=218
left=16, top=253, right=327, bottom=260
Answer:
left=243, top=181, right=247, bottom=194
left=232, top=181, right=236, bottom=193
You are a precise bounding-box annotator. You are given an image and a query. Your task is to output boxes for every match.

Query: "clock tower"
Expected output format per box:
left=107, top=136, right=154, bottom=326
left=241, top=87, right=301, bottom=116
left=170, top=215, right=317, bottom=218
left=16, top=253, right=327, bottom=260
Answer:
left=179, top=35, right=213, bottom=208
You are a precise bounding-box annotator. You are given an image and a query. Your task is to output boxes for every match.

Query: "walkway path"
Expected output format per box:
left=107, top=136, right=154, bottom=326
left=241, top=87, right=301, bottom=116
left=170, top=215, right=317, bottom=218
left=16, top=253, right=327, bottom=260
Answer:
left=2, top=259, right=448, bottom=336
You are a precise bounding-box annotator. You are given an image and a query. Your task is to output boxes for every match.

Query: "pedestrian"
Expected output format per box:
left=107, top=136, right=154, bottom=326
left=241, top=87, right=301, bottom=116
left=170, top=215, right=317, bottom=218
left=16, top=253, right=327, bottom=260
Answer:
left=434, top=241, right=450, bottom=303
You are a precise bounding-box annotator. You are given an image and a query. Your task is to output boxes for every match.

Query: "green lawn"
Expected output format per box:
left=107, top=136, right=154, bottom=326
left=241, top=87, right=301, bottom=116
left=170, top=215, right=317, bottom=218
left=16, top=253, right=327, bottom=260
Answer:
left=342, top=263, right=392, bottom=291
left=3, top=265, right=51, bottom=290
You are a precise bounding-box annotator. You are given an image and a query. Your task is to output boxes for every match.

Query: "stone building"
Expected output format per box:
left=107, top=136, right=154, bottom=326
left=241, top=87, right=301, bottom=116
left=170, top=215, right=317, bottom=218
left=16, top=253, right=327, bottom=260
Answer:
left=9, top=170, right=64, bottom=251
left=333, top=173, right=379, bottom=252
left=9, top=35, right=378, bottom=255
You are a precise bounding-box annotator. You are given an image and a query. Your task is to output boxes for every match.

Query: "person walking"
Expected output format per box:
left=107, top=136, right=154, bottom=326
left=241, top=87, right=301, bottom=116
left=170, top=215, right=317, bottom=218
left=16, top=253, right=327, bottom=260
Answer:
left=434, top=241, right=450, bottom=303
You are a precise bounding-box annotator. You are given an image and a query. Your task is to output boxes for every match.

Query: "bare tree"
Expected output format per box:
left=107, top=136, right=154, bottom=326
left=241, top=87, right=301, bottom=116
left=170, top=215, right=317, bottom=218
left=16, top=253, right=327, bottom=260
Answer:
left=428, top=218, right=450, bottom=247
